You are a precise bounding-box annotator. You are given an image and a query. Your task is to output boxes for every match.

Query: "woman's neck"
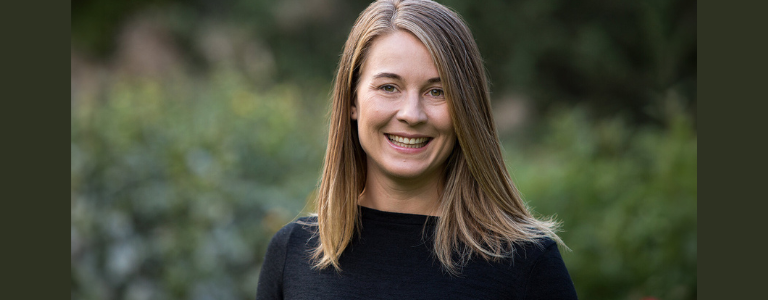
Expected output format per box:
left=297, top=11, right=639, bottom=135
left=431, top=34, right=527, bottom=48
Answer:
left=358, top=173, right=442, bottom=216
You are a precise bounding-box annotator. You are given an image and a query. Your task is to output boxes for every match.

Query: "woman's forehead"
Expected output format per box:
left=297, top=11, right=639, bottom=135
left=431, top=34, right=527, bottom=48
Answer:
left=359, top=31, right=439, bottom=82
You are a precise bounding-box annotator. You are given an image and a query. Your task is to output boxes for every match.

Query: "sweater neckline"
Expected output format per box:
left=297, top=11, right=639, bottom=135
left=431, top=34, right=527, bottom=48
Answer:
left=359, top=205, right=439, bottom=226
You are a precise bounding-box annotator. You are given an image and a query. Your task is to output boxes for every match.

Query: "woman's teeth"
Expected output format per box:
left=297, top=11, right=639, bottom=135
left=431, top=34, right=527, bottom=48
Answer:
left=387, top=134, right=430, bottom=148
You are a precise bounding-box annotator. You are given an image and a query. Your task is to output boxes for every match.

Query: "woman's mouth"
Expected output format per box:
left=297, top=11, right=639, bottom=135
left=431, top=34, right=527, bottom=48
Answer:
left=386, top=134, right=431, bottom=148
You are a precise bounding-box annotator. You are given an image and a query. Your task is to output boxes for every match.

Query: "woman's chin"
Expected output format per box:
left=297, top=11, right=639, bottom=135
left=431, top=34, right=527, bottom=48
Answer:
left=381, top=165, right=440, bottom=182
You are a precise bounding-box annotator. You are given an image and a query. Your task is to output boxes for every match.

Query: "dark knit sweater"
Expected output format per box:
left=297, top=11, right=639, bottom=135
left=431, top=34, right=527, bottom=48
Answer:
left=256, top=206, right=577, bottom=299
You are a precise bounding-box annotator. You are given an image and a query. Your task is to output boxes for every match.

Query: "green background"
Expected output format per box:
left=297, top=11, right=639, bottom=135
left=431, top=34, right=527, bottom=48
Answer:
left=71, top=0, right=696, bottom=299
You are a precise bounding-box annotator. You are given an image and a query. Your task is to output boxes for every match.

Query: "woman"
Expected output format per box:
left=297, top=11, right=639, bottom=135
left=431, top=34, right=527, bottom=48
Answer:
left=257, top=0, right=577, bottom=299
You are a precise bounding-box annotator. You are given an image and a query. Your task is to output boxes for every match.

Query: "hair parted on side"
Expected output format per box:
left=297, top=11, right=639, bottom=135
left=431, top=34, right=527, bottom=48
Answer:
left=311, top=0, right=565, bottom=275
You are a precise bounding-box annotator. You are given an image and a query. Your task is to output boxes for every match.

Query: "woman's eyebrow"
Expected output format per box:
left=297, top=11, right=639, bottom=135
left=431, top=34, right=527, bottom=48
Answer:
left=373, top=72, right=441, bottom=85
left=373, top=72, right=402, bottom=80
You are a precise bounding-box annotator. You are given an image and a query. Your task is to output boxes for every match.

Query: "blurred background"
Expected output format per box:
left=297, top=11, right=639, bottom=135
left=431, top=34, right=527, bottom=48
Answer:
left=71, top=0, right=696, bottom=299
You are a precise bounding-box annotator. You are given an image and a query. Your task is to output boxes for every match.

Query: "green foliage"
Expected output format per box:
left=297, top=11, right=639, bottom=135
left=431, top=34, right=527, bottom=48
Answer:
left=71, top=70, right=326, bottom=300
left=442, top=0, right=696, bottom=123
left=504, top=105, right=697, bottom=300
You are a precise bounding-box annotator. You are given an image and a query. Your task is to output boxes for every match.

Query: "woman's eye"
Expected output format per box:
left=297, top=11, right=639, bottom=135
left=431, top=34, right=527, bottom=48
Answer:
left=381, top=85, right=396, bottom=92
left=429, top=89, right=444, bottom=97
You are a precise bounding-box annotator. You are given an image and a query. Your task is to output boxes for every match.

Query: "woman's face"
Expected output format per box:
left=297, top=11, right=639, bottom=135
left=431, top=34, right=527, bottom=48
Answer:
left=352, top=30, right=456, bottom=185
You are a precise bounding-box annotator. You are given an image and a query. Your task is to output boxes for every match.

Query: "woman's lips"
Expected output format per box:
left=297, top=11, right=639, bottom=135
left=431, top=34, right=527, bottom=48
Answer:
left=386, top=134, right=431, bottom=148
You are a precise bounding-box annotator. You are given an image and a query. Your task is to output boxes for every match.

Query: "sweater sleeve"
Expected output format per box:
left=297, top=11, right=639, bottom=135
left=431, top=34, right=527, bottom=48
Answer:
left=255, top=223, right=294, bottom=300
left=524, top=241, right=578, bottom=300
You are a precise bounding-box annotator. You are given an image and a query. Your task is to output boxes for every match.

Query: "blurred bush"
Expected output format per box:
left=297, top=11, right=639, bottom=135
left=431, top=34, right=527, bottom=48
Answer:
left=503, top=101, right=696, bottom=300
left=71, top=69, right=326, bottom=300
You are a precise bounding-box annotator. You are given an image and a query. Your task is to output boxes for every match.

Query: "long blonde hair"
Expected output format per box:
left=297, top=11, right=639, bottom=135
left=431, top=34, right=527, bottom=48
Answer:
left=312, top=0, right=563, bottom=274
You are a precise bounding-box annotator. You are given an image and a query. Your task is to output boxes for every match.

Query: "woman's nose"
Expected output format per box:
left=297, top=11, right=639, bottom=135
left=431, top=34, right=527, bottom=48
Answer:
left=395, top=91, right=428, bottom=125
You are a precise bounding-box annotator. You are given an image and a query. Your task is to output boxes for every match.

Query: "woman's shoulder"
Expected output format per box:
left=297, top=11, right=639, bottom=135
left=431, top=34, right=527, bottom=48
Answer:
left=267, top=216, right=318, bottom=248
left=275, top=215, right=317, bottom=234
left=534, top=236, right=558, bottom=250
left=511, top=237, right=561, bottom=265
left=517, top=237, right=577, bottom=299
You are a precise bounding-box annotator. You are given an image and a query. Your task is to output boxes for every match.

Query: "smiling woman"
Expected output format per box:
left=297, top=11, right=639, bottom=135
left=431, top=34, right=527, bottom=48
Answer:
left=352, top=31, right=456, bottom=215
left=256, top=0, right=577, bottom=299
